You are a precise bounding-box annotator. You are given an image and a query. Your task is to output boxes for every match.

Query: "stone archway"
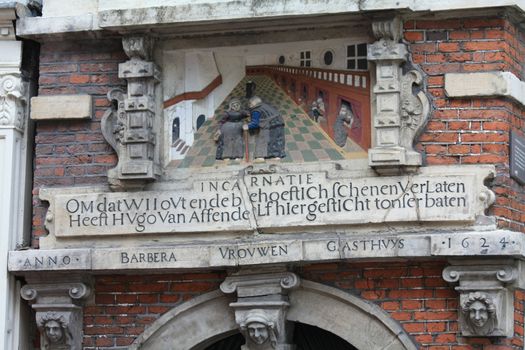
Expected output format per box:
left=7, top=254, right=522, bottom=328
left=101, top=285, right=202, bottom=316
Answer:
left=130, top=280, right=417, bottom=350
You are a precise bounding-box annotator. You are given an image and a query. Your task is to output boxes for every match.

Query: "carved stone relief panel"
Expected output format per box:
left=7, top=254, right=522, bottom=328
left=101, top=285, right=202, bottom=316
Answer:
left=101, top=35, right=161, bottom=191
left=367, top=18, right=430, bottom=175
left=443, top=260, right=518, bottom=337
left=0, top=73, right=27, bottom=132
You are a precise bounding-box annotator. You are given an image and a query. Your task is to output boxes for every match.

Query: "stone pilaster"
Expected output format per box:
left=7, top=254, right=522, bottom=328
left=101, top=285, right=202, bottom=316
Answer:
left=20, top=278, right=92, bottom=350
left=367, top=17, right=430, bottom=175
left=221, top=269, right=300, bottom=350
left=443, top=259, right=518, bottom=337
left=101, top=35, right=161, bottom=191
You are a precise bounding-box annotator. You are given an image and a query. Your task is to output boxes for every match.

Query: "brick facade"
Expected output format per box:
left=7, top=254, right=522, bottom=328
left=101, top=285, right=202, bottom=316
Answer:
left=28, top=14, right=525, bottom=350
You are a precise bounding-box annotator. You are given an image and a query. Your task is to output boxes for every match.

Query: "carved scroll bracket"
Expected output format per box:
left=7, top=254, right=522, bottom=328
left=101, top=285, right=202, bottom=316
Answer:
left=221, top=269, right=300, bottom=350
left=368, top=18, right=430, bottom=175
left=443, top=259, right=518, bottom=337
left=101, top=35, right=161, bottom=191
left=0, top=73, right=28, bottom=133
left=20, top=276, right=92, bottom=350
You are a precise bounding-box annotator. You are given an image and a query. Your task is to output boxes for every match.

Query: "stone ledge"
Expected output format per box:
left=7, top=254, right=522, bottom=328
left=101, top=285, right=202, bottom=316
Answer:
left=8, top=229, right=525, bottom=273
left=15, top=1, right=525, bottom=37
left=445, top=71, right=525, bottom=107
left=31, top=95, right=92, bottom=120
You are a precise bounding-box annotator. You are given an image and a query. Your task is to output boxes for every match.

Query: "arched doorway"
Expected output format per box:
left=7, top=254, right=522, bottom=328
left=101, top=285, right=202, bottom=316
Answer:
left=204, top=322, right=358, bottom=350
left=130, top=281, right=417, bottom=350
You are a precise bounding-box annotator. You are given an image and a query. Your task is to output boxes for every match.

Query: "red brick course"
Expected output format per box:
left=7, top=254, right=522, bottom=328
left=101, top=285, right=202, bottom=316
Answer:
left=406, top=17, right=525, bottom=233
left=31, top=39, right=124, bottom=247
left=79, top=263, right=524, bottom=349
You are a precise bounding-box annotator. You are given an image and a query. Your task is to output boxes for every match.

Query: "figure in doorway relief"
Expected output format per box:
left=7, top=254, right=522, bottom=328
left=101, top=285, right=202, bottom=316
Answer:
left=243, top=96, right=286, bottom=161
left=334, top=103, right=355, bottom=148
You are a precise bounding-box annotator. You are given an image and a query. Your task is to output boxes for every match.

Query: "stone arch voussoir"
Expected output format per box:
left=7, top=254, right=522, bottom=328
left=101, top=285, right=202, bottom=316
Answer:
left=130, top=280, right=418, bottom=350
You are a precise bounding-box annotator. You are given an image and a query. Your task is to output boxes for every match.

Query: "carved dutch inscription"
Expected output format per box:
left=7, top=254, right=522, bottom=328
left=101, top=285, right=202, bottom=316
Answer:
left=41, top=167, right=494, bottom=237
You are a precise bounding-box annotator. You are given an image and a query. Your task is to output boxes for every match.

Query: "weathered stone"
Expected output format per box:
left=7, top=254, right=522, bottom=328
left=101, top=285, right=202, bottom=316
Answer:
left=445, top=71, right=525, bottom=108
left=8, top=230, right=525, bottom=273
left=20, top=278, right=92, bottom=350
left=443, top=260, right=518, bottom=337
left=30, top=95, right=92, bottom=120
left=367, top=17, right=430, bottom=174
left=221, top=270, right=300, bottom=350
left=39, top=165, right=495, bottom=238
left=101, top=35, right=161, bottom=191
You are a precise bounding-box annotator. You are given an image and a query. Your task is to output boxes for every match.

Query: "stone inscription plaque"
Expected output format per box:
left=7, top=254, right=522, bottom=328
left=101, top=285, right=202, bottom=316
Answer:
left=41, top=166, right=494, bottom=237
left=510, top=130, right=525, bottom=185
left=9, top=230, right=524, bottom=272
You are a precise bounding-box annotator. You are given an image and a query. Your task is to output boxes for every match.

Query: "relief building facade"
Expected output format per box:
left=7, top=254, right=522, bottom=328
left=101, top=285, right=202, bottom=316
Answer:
left=3, top=0, right=525, bottom=349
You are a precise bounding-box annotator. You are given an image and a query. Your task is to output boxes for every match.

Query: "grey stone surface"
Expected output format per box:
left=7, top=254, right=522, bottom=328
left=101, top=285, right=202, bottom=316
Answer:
left=8, top=230, right=525, bottom=273
left=222, top=270, right=299, bottom=350
left=367, top=18, right=430, bottom=174
left=101, top=35, right=161, bottom=191
left=39, top=164, right=495, bottom=238
left=443, top=260, right=518, bottom=337
left=129, top=280, right=418, bottom=350
left=20, top=278, right=91, bottom=350
left=30, top=95, right=92, bottom=120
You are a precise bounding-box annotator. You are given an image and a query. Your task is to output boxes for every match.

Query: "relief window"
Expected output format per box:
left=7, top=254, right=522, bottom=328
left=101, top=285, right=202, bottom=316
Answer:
left=300, top=51, right=311, bottom=67
left=347, top=43, right=368, bottom=70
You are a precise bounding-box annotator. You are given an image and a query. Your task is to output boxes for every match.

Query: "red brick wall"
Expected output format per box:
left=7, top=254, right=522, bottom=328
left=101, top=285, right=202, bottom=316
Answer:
left=405, top=17, right=525, bottom=232
left=80, top=263, right=523, bottom=350
left=32, top=39, right=124, bottom=247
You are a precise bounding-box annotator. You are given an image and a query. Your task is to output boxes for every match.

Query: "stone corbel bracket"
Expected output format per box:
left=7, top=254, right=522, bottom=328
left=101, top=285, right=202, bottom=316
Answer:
left=443, top=260, right=518, bottom=337
left=101, top=35, right=161, bottom=191
left=221, top=270, right=300, bottom=350
left=20, top=279, right=92, bottom=350
left=367, top=17, right=430, bottom=175
left=0, top=73, right=28, bottom=132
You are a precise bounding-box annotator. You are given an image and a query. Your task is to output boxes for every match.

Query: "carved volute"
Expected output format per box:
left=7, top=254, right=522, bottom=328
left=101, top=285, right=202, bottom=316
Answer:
left=368, top=17, right=430, bottom=175
left=101, top=35, right=161, bottom=191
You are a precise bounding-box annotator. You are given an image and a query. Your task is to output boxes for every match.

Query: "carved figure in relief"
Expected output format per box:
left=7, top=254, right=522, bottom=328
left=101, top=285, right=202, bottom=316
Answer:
left=334, top=103, right=355, bottom=148
left=215, top=98, right=249, bottom=160
left=240, top=311, right=277, bottom=348
left=243, top=96, right=285, bottom=161
left=461, top=292, right=496, bottom=335
left=309, top=96, right=325, bottom=124
left=38, top=312, right=71, bottom=349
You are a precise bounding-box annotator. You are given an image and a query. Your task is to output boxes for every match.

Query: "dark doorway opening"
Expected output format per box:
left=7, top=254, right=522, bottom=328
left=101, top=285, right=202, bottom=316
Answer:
left=204, top=322, right=358, bottom=350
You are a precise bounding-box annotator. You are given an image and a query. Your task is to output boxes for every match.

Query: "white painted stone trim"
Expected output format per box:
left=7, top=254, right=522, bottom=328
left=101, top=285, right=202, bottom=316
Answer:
left=445, top=71, right=525, bottom=107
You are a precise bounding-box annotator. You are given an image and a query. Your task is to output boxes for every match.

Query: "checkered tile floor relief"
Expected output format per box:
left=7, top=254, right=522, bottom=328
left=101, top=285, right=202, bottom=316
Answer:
left=177, top=75, right=366, bottom=168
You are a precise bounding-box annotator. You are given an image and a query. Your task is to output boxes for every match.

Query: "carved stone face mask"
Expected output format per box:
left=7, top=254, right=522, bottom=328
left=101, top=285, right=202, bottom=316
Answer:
left=45, top=320, right=64, bottom=343
left=247, top=321, right=269, bottom=345
left=469, top=300, right=489, bottom=328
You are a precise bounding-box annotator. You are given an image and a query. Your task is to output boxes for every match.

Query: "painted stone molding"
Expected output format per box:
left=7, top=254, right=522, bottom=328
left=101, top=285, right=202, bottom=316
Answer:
left=367, top=18, right=430, bottom=175
left=221, top=270, right=300, bottom=349
left=20, top=280, right=92, bottom=350
left=0, top=73, right=27, bottom=132
left=101, top=35, right=161, bottom=191
left=443, top=260, right=518, bottom=337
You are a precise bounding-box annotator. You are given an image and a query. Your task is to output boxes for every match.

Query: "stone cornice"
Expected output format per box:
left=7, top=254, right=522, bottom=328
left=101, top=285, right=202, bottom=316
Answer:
left=15, top=1, right=525, bottom=39
left=7, top=229, right=525, bottom=274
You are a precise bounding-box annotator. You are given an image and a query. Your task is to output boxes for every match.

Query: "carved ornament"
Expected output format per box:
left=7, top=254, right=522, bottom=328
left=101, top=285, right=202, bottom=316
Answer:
left=20, top=280, right=92, bottom=350
left=367, top=18, right=430, bottom=175
left=443, top=260, right=517, bottom=337
left=101, top=34, right=161, bottom=191
left=0, top=73, right=27, bottom=132
left=221, top=270, right=299, bottom=350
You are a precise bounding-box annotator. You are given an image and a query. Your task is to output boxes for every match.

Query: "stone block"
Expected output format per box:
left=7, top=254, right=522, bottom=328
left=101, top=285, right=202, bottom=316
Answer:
left=31, top=95, right=92, bottom=120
